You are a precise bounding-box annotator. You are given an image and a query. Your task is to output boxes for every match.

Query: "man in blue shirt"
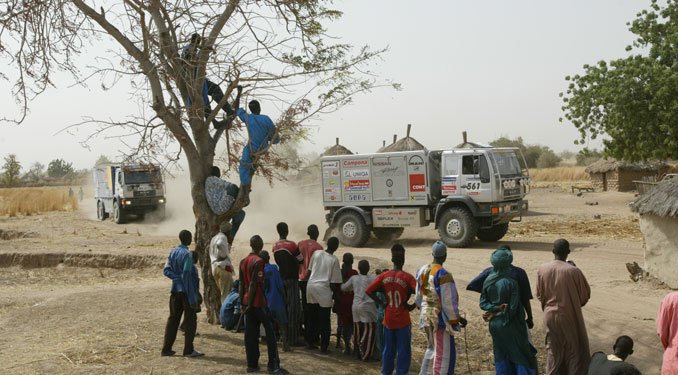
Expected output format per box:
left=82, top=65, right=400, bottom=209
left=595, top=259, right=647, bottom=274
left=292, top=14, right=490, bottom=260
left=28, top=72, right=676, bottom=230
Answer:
left=161, top=230, right=204, bottom=357
left=466, top=245, right=534, bottom=328
left=220, top=280, right=242, bottom=331
left=236, top=99, right=280, bottom=191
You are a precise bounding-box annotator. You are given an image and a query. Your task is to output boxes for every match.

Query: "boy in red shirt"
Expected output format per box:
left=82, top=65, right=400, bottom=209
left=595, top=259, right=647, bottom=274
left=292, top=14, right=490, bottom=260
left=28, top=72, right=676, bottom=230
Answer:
left=366, top=244, right=416, bottom=375
left=239, top=235, right=287, bottom=374
left=272, top=222, right=303, bottom=348
left=298, top=225, right=324, bottom=345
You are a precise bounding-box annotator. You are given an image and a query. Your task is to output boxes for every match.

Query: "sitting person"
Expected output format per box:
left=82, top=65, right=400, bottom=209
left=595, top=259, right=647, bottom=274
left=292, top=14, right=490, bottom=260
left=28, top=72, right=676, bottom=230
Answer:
left=220, top=280, right=241, bottom=330
left=204, top=166, right=246, bottom=238
left=588, top=335, right=640, bottom=375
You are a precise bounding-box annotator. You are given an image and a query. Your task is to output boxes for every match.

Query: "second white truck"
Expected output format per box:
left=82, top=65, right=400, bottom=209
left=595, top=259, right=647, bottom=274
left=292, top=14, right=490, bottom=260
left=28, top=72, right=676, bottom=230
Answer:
left=321, top=146, right=530, bottom=247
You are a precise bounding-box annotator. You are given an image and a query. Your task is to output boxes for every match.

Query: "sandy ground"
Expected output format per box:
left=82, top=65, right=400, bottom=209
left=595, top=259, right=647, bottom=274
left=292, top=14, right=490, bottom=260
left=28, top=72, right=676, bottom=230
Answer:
left=0, top=187, right=670, bottom=374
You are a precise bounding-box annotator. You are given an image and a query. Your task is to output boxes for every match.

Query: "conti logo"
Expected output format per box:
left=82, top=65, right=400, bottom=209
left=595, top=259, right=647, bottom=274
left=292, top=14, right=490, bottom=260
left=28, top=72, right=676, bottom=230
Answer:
left=342, top=159, right=369, bottom=168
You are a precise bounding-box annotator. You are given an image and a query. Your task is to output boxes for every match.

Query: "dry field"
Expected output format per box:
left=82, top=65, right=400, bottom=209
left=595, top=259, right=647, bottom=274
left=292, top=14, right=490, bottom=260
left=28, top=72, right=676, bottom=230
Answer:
left=0, top=187, right=79, bottom=217
left=0, top=186, right=669, bottom=374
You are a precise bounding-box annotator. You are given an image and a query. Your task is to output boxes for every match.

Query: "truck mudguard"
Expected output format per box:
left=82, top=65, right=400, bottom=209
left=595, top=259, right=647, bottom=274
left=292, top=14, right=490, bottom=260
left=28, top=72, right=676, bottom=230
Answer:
left=434, top=196, right=481, bottom=226
left=329, top=206, right=372, bottom=227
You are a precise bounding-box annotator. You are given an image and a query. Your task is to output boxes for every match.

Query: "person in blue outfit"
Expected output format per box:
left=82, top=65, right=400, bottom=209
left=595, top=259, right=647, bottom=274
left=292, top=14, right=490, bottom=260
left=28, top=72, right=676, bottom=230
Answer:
left=161, top=230, right=203, bottom=358
left=466, top=245, right=534, bottom=329
left=260, top=250, right=290, bottom=352
left=236, top=98, right=280, bottom=193
left=220, top=280, right=242, bottom=331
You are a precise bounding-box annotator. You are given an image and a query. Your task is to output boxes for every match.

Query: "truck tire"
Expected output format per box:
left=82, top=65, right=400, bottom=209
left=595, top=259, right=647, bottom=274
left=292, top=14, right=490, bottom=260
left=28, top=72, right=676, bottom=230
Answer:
left=97, top=201, right=109, bottom=220
left=113, top=201, right=127, bottom=224
left=437, top=207, right=477, bottom=248
left=335, top=211, right=370, bottom=248
left=373, top=227, right=404, bottom=242
left=477, top=223, right=509, bottom=242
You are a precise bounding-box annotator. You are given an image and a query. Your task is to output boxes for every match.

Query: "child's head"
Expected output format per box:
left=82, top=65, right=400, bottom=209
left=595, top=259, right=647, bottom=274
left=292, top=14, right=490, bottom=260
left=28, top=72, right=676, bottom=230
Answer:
left=342, top=252, right=354, bottom=267
left=358, top=259, right=370, bottom=275
left=259, top=250, right=271, bottom=264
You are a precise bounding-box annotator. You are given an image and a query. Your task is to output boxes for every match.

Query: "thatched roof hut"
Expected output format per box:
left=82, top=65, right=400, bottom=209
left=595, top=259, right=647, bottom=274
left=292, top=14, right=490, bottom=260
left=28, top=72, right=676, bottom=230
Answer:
left=323, top=138, right=353, bottom=156
left=455, top=131, right=490, bottom=149
left=584, top=158, right=669, bottom=192
left=631, top=178, right=678, bottom=218
left=378, top=124, right=426, bottom=153
left=630, top=178, right=678, bottom=288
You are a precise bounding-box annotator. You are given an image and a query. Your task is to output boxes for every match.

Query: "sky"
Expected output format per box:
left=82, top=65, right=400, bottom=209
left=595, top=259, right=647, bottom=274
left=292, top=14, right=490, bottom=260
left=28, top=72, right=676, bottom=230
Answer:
left=0, top=0, right=646, bottom=170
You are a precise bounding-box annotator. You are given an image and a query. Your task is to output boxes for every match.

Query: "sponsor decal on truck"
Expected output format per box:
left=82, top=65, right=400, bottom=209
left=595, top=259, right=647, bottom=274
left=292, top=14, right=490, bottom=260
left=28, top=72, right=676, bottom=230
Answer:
left=409, top=174, right=426, bottom=192
left=344, top=179, right=370, bottom=191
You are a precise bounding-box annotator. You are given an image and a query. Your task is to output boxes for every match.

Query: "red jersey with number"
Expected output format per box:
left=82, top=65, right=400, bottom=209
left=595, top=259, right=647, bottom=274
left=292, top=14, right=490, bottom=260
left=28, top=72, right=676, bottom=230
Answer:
left=272, top=239, right=302, bottom=280
left=298, top=239, right=324, bottom=281
left=239, top=253, right=266, bottom=308
left=365, top=269, right=416, bottom=329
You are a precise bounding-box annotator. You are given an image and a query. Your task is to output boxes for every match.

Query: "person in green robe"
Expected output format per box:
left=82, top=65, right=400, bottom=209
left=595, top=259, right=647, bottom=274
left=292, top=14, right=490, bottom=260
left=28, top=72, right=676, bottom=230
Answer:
left=480, top=247, right=537, bottom=375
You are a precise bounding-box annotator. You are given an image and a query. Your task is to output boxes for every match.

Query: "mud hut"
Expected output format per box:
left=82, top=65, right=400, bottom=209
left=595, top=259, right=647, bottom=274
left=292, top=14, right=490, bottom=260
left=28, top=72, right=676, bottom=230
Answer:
left=378, top=124, right=426, bottom=152
left=323, top=138, right=354, bottom=156
left=585, top=159, right=669, bottom=192
left=630, top=178, right=678, bottom=288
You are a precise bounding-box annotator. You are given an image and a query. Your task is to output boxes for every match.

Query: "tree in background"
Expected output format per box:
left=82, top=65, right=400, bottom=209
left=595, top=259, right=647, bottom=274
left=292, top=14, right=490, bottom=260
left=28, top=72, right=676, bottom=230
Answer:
left=0, top=1, right=390, bottom=323
left=489, top=136, right=561, bottom=168
left=47, top=159, right=75, bottom=179
left=560, top=0, right=678, bottom=161
left=95, top=155, right=113, bottom=166
left=25, top=162, right=45, bottom=182
left=576, top=148, right=603, bottom=167
left=2, top=154, right=22, bottom=187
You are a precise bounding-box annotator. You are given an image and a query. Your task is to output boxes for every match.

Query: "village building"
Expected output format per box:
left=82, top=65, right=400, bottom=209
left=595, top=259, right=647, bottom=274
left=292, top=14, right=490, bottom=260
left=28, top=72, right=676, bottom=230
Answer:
left=630, top=178, right=678, bottom=288
left=585, top=159, right=669, bottom=192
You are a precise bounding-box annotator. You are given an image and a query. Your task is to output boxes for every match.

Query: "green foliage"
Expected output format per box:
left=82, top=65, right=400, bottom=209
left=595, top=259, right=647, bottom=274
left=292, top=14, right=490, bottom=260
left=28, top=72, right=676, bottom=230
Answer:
left=2, top=154, right=22, bottom=187
left=25, top=162, right=45, bottom=181
left=489, top=136, right=560, bottom=168
left=536, top=149, right=562, bottom=168
left=560, top=0, right=678, bottom=161
left=47, top=158, right=74, bottom=179
left=576, top=148, right=603, bottom=166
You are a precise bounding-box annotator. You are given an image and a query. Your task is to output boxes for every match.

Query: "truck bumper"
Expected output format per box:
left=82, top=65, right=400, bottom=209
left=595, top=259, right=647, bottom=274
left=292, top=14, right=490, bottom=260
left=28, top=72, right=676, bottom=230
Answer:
left=120, top=197, right=166, bottom=213
left=478, top=200, right=528, bottom=225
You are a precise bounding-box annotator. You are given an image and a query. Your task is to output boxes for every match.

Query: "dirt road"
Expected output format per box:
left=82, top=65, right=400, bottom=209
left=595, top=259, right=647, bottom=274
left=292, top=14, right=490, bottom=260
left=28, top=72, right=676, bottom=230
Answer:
left=0, top=188, right=668, bottom=374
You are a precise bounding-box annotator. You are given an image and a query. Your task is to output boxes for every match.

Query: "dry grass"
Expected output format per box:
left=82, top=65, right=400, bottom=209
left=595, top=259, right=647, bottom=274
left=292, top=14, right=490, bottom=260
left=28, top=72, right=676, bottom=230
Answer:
left=530, top=166, right=589, bottom=182
left=0, top=187, right=78, bottom=217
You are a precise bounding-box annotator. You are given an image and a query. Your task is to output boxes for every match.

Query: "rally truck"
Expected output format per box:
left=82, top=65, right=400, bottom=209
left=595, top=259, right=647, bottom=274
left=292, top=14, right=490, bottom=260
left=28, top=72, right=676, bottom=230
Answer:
left=93, top=163, right=166, bottom=224
left=321, top=147, right=530, bottom=248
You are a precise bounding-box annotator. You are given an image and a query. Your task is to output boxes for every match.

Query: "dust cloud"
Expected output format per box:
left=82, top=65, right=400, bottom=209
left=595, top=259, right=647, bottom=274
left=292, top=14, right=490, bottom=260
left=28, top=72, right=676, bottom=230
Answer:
left=159, top=173, right=326, bottom=244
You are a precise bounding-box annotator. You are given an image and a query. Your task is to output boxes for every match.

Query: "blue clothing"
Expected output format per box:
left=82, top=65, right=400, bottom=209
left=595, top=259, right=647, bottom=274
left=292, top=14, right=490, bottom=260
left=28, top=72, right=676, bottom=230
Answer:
left=220, top=289, right=241, bottom=329
left=382, top=325, right=412, bottom=375
left=264, top=264, right=286, bottom=318
left=467, top=265, right=533, bottom=303
left=163, top=244, right=200, bottom=305
left=495, top=358, right=537, bottom=375
left=236, top=108, right=279, bottom=185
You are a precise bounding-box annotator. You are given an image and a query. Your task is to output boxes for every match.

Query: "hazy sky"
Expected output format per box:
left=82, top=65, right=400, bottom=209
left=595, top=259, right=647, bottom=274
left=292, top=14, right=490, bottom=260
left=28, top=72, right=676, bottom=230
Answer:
left=0, top=0, right=646, bottom=170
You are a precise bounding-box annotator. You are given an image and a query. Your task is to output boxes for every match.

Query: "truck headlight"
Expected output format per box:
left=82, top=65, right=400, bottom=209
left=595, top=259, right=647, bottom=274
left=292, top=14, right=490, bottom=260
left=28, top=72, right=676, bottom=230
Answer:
left=124, top=200, right=132, bottom=205
left=159, top=198, right=165, bottom=204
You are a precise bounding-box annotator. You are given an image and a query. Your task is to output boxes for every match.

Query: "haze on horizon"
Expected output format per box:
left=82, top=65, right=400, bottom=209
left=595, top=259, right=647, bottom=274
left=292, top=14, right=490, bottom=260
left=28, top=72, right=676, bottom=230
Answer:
left=0, top=0, right=645, bottom=170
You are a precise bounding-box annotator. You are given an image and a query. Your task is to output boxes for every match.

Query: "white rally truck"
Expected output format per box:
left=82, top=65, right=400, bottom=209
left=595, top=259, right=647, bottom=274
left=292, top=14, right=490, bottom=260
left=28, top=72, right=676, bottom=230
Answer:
left=321, top=147, right=530, bottom=247
left=93, top=163, right=166, bottom=224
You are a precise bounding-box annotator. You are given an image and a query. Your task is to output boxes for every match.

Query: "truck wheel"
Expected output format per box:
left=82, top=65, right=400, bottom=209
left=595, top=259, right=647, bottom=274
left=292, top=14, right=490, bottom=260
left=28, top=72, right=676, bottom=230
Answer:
left=477, top=223, right=509, bottom=242
left=373, top=228, right=404, bottom=242
left=437, top=207, right=477, bottom=248
left=335, top=211, right=370, bottom=247
left=113, top=201, right=126, bottom=224
left=97, top=201, right=108, bottom=220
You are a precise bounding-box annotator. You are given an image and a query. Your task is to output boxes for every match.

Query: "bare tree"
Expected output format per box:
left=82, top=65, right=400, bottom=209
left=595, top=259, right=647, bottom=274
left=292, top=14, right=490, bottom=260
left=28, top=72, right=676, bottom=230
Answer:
left=0, top=0, right=390, bottom=322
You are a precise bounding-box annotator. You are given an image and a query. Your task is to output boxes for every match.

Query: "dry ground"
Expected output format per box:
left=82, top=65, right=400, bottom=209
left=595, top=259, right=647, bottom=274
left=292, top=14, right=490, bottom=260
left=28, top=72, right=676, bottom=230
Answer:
left=0, top=187, right=669, bottom=374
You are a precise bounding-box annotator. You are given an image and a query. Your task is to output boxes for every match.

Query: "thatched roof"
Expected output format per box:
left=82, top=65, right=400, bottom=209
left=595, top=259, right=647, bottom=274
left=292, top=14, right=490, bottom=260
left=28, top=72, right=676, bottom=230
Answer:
left=630, top=178, right=678, bottom=218
left=456, top=141, right=491, bottom=149
left=585, top=158, right=668, bottom=174
left=378, top=124, right=426, bottom=153
left=322, top=138, right=353, bottom=156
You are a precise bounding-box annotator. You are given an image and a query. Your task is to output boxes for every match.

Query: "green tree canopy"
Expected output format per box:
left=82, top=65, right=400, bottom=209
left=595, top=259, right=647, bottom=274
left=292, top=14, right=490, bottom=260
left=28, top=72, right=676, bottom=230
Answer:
left=2, top=154, right=22, bottom=187
left=560, top=0, right=678, bottom=161
left=47, top=159, right=75, bottom=179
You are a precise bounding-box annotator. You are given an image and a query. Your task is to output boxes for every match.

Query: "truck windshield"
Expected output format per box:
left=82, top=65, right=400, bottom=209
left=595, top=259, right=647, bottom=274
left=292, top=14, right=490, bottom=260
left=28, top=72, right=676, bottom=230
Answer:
left=123, top=171, right=162, bottom=184
left=490, top=151, right=525, bottom=177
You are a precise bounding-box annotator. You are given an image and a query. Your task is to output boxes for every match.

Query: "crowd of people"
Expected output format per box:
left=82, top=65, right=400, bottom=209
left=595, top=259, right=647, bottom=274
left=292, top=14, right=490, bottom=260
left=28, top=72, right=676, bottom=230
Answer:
left=158, top=224, right=678, bottom=374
